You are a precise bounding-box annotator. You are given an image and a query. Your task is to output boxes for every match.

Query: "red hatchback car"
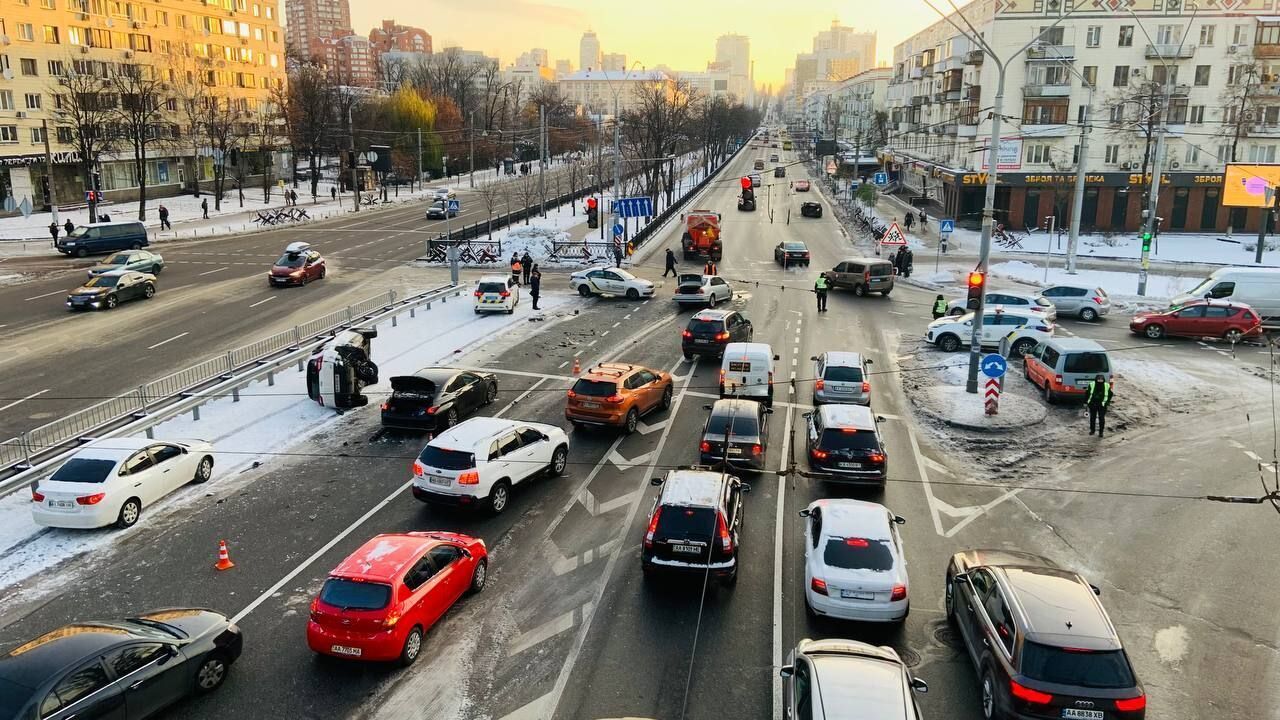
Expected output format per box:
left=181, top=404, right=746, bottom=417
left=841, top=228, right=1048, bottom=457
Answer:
left=1129, top=298, right=1263, bottom=342
left=269, top=241, right=326, bottom=286
left=307, top=532, right=487, bottom=666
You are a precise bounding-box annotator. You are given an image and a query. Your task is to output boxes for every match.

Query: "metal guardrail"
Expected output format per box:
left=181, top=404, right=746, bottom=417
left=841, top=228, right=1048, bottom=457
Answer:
left=0, top=285, right=460, bottom=493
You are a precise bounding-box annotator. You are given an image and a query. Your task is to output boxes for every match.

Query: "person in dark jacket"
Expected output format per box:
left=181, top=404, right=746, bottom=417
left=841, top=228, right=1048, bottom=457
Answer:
left=64, top=218, right=74, bottom=236
left=201, top=198, right=209, bottom=219
left=529, top=264, right=542, bottom=309
left=814, top=272, right=829, bottom=312
left=520, top=251, right=533, bottom=284
left=158, top=204, right=171, bottom=230
left=49, top=222, right=59, bottom=243
left=932, top=294, right=948, bottom=319
left=901, top=248, right=914, bottom=277
left=664, top=248, right=678, bottom=277
left=331, top=187, right=338, bottom=201
left=903, top=212, right=914, bottom=232
left=1086, top=374, right=1112, bottom=437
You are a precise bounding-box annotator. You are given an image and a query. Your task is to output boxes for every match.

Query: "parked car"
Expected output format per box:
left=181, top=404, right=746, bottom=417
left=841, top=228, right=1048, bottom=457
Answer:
left=87, top=249, right=164, bottom=277
left=1041, top=284, right=1111, bottom=321
left=681, top=309, right=753, bottom=360
left=642, top=468, right=750, bottom=587
left=719, top=342, right=777, bottom=406
left=569, top=266, right=655, bottom=300
left=473, top=275, right=520, bottom=314
left=800, top=202, right=823, bottom=218
left=425, top=199, right=457, bottom=219
left=1023, top=338, right=1111, bottom=404
left=699, top=398, right=771, bottom=472
left=268, top=241, right=326, bottom=286
left=410, top=417, right=569, bottom=514
left=827, top=257, right=894, bottom=297
left=565, top=362, right=673, bottom=433
left=804, top=404, right=887, bottom=486
left=793, top=179, right=811, bottom=191
left=307, top=532, right=487, bottom=665
left=781, top=639, right=927, bottom=720
left=66, top=270, right=156, bottom=311
left=56, top=220, right=148, bottom=257
left=381, top=369, right=498, bottom=431
left=948, top=290, right=1057, bottom=322
left=801, top=499, right=909, bottom=623
left=31, top=438, right=214, bottom=530
left=945, top=549, right=1146, bottom=720
left=926, top=308, right=1054, bottom=353
left=1001, top=326, right=1054, bottom=358
left=774, top=241, right=811, bottom=267
left=0, top=609, right=243, bottom=719
left=1174, top=266, right=1280, bottom=320
left=811, top=351, right=872, bottom=406
left=673, top=273, right=733, bottom=307
left=1129, top=298, right=1264, bottom=342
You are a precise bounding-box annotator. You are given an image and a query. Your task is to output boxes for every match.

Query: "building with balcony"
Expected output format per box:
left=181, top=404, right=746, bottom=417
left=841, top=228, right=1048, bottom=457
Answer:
left=558, top=69, right=673, bottom=115
left=883, top=0, right=1278, bottom=233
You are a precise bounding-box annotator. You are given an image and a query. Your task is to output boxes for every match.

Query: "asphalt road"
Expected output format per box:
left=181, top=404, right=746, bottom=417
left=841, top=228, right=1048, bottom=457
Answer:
left=0, top=148, right=1275, bottom=720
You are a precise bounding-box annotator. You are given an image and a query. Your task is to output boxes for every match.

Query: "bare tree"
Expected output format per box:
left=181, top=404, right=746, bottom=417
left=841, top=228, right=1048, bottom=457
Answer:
left=253, top=104, right=284, bottom=203
left=274, top=61, right=336, bottom=198
left=477, top=176, right=504, bottom=237
left=196, top=94, right=244, bottom=210
left=108, top=63, right=170, bottom=220
left=515, top=172, right=540, bottom=225
left=49, top=59, right=115, bottom=222
left=622, top=79, right=697, bottom=202
left=1220, top=55, right=1263, bottom=163
left=566, top=158, right=585, bottom=215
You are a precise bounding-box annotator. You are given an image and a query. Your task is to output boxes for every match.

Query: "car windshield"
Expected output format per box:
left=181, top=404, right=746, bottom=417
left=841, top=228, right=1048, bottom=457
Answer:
left=823, top=366, right=863, bottom=382
left=82, top=276, right=120, bottom=288
left=1186, top=277, right=1216, bottom=297
left=319, top=578, right=392, bottom=611
left=103, top=253, right=132, bottom=265
left=418, top=446, right=475, bottom=471
left=478, top=282, right=507, bottom=293
left=656, top=505, right=716, bottom=537
left=819, top=429, right=880, bottom=450
left=823, top=537, right=894, bottom=571
left=572, top=379, right=617, bottom=397
left=687, top=319, right=725, bottom=334
left=1020, top=643, right=1136, bottom=689
left=785, top=242, right=807, bottom=251
left=276, top=253, right=305, bottom=268
left=68, top=227, right=90, bottom=238
left=704, top=412, right=760, bottom=438
left=49, top=458, right=117, bottom=483
left=1063, top=352, right=1109, bottom=374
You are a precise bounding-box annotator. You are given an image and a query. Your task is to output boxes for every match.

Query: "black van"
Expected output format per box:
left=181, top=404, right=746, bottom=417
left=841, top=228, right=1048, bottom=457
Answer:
left=56, top=221, right=149, bottom=257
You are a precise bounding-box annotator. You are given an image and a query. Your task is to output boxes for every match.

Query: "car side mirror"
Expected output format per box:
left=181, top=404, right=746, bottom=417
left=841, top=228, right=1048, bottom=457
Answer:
left=802, top=412, right=812, bottom=419
left=952, top=571, right=969, bottom=584
left=893, top=515, right=906, bottom=525
left=779, top=664, right=795, bottom=679
left=910, top=677, right=929, bottom=694
left=739, top=482, right=752, bottom=493
left=764, top=407, right=774, bottom=414
left=459, top=547, right=472, bottom=559
left=798, top=508, right=811, bottom=517
left=772, top=354, right=780, bottom=361
left=650, top=477, right=664, bottom=486
left=865, top=359, right=873, bottom=365
left=809, top=355, right=818, bottom=361
left=876, top=416, right=887, bottom=422
left=703, top=404, right=713, bottom=410
left=1090, top=584, right=1101, bottom=596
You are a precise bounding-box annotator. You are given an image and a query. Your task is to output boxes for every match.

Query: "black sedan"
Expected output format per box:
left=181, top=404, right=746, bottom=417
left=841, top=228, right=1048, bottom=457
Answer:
left=381, top=368, right=498, bottom=431
left=699, top=398, right=771, bottom=472
left=66, top=270, right=155, bottom=311
left=800, top=201, right=823, bottom=218
left=0, top=608, right=243, bottom=720
left=774, top=241, right=811, bottom=267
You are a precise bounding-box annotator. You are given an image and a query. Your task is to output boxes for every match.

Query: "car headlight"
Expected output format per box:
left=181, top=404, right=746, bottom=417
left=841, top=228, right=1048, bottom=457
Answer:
left=290, top=271, right=303, bottom=277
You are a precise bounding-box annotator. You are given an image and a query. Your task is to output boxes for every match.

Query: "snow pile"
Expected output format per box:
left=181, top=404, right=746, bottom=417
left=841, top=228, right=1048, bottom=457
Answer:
left=988, top=260, right=1199, bottom=301
left=918, top=384, right=1048, bottom=431
left=924, top=270, right=956, bottom=285
left=481, top=226, right=569, bottom=267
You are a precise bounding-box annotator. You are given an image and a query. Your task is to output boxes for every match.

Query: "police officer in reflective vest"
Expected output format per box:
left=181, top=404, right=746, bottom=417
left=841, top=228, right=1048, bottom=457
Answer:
left=932, top=294, right=948, bottom=319
left=814, top=273, right=829, bottom=312
left=1086, top=374, right=1112, bottom=437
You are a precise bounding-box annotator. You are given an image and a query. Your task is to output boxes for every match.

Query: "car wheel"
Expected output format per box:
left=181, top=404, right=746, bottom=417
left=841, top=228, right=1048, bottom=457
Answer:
left=880, top=289, right=891, bottom=297
left=469, top=558, right=488, bottom=594
left=488, top=481, right=511, bottom=514
left=485, top=382, right=498, bottom=405
left=549, top=445, right=568, bottom=476
left=301, top=273, right=309, bottom=286
left=1012, top=338, right=1035, bottom=356
left=105, top=294, right=118, bottom=310
left=1144, top=324, right=1165, bottom=339
left=152, top=264, right=163, bottom=274
left=507, top=304, right=514, bottom=315
left=116, top=497, right=141, bottom=528
left=192, top=456, right=214, bottom=484
left=853, top=283, right=867, bottom=297
left=319, top=266, right=326, bottom=279
left=624, top=408, right=639, bottom=434
left=142, top=283, right=155, bottom=299
left=445, top=408, right=459, bottom=429
left=950, top=307, right=965, bottom=317
left=626, top=288, right=640, bottom=300
left=1225, top=328, right=1244, bottom=343
left=194, top=652, right=230, bottom=693
left=130, top=242, right=143, bottom=250
left=398, top=626, right=424, bottom=667
left=938, top=334, right=960, bottom=353
left=683, top=352, right=694, bottom=361
left=1044, top=381, right=1057, bottom=405
left=980, top=667, right=998, bottom=720
left=577, top=285, right=591, bottom=297
left=1079, top=307, right=1098, bottom=322
left=708, top=293, right=717, bottom=308
left=75, top=247, right=88, bottom=258
left=660, top=386, right=673, bottom=410
left=722, top=567, right=738, bottom=587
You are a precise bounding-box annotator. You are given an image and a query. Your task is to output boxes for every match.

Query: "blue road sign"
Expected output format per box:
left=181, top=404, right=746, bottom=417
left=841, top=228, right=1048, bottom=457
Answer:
left=939, top=218, right=955, bottom=234
left=612, top=223, right=625, bottom=237
left=448, top=199, right=460, bottom=212
left=611, top=197, right=653, bottom=218
left=873, top=171, right=889, bottom=186
left=980, top=353, right=1008, bottom=379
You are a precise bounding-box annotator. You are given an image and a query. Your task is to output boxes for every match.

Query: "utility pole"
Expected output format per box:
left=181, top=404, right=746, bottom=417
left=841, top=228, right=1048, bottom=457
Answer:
left=348, top=104, right=360, bottom=213
left=1256, top=190, right=1278, bottom=265
left=416, top=127, right=423, bottom=192
left=1137, top=81, right=1171, bottom=296
left=41, top=119, right=59, bottom=226
left=612, top=98, right=622, bottom=250
left=469, top=111, right=476, bottom=189
left=539, top=104, right=547, bottom=218
left=1066, top=96, right=1090, bottom=274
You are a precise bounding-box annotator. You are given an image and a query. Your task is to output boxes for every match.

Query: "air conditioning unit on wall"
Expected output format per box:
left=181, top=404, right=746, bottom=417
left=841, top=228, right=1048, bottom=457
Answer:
left=1121, top=161, right=1132, bottom=169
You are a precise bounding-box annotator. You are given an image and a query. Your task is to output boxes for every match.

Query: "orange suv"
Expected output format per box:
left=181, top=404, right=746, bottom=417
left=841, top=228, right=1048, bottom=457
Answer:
left=565, top=362, right=674, bottom=433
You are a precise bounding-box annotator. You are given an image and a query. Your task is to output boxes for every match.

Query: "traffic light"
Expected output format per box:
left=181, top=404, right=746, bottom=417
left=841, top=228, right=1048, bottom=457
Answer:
left=740, top=176, right=751, bottom=190
left=586, top=198, right=598, bottom=228
left=966, top=271, right=985, bottom=310
left=1141, top=231, right=1152, bottom=254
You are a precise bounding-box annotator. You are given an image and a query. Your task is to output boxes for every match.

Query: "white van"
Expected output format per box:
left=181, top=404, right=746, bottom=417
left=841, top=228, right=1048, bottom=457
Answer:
left=719, top=342, right=779, bottom=407
left=1174, top=267, right=1280, bottom=320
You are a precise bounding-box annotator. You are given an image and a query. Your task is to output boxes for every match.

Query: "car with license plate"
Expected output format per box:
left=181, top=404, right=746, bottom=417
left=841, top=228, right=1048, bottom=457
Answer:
left=1023, top=338, right=1111, bottom=404
left=425, top=199, right=457, bottom=219
left=307, top=532, right=487, bottom=666
left=569, top=266, right=655, bottom=300
left=1128, top=298, right=1263, bottom=342
left=827, top=257, right=894, bottom=297
left=87, top=250, right=164, bottom=277
left=642, top=468, right=750, bottom=587
left=673, top=273, right=733, bottom=307
left=926, top=308, right=1054, bottom=353
left=774, top=241, right=811, bottom=267
left=0, top=609, right=243, bottom=720
left=754, top=159, right=766, bottom=170
left=811, top=351, right=872, bottom=406
left=800, top=201, right=823, bottom=218
left=945, top=549, right=1146, bottom=720
left=948, top=290, right=1057, bottom=323
left=804, top=404, right=887, bottom=487
left=749, top=173, right=762, bottom=188
left=774, top=166, right=786, bottom=178
left=381, top=368, right=498, bottom=431
left=793, top=179, right=811, bottom=191
left=801, top=499, right=909, bottom=623
left=1041, top=284, right=1111, bottom=321
left=698, top=399, right=770, bottom=472
left=410, top=417, right=568, bottom=514
left=781, top=638, right=927, bottom=720
left=66, top=270, right=156, bottom=311
left=268, top=242, right=326, bottom=286
left=473, top=275, right=520, bottom=314
left=31, top=437, right=214, bottom=529
left=565, top=362, right=673, bottom=433
left=681, top=309, right=753, bottom=360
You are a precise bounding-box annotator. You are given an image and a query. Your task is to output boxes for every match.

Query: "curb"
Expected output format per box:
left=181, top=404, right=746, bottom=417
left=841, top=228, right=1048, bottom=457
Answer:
left=910, top=384, right=1049, bottom=433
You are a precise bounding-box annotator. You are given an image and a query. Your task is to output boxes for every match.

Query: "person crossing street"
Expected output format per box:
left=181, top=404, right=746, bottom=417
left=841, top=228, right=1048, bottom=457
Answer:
left=663, top=248, right=678, bottom=277
left=1086, top=374, right=1112, bottom=438
left=814, top=272, right=829, bottom=312
left=932, top=294, right=948, bottom=319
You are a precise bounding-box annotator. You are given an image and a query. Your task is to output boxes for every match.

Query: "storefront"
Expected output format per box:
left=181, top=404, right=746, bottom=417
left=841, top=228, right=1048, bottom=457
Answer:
left=0, top=151, right=83, bottom=215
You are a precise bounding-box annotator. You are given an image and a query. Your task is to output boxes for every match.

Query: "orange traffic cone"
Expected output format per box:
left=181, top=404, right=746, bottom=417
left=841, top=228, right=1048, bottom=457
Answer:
left=572, top=357, right=581, bottom=375
left=214, top=540, right=235, bottom=571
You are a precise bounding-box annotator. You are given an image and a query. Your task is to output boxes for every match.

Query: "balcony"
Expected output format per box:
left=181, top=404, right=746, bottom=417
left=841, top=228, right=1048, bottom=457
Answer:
left=942, top=123, right=959, bottom=135
left=1023, top=82, right=1072, bottom=98
left=965, top=85, right=981, bottom=100
left=942, top=88, right=962, bottom=102
left=957, top=123, right=978, bottom=137
left=1145, top=43, right=1196, bottom=60
left=921, top=63, right=935, bottom=76
left=911, top=94, right=930, bottom=105
left=910, top=67, right=923, bottom=79
left=1250, top=124, right=1280, bottom=137
left=1256, top=44, right=1280, bottom=58
left=965, top=49, right=985, bottom=65
left=1025, top=45, right=1076, bottom=61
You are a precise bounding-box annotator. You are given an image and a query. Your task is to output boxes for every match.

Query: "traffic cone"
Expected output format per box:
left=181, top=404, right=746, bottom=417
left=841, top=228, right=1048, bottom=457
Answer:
left=572, top=357, right=581, bottom=375
left=214, top=540, right=235, bottom=571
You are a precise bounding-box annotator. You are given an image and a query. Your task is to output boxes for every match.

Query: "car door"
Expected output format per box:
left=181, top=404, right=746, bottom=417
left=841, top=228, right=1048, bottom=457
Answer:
left=831, top=262, right=849, bottom=287
left=774, top=243, right=784, bottom=262
left=456, top=373, right=484, bottom=415
left=427, top=544, right=468, bottom=606
left=147, top=443, right=190, bottom=495
left=633, top=370, right=659, bottom=412
left=711, top=277, right=729, bottom=301
left=1166, top=304, right=1206, bottom=336
left=40, top=658, right=126, bottom=720
left=734, top=314, right=754, bottom=342
left=956, top=568, right=996, bottom=666
left=441, top=374, right=466, bottom=415
left=513, top=427, right=551, bottom=481
left=402, top=553, right=446, bottom=628
left=787, top=656, right=816, bottom=720
left=119, top=448, right=163, bottom=505
left=109, top=642, right=189, bottom=719
left=601, top=271, right=626, bottom=294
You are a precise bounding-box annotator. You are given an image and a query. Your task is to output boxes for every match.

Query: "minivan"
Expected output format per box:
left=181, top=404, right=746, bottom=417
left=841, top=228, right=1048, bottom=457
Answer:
left=1174, top=267, right=1280, bottom=321
left=827, top=258, right=894, bottom=296
left=56, top=221, right=149, bottom=257
left=1022, top=337, right=1110, bottom=403
left=719, top=342, right=778, bottom=406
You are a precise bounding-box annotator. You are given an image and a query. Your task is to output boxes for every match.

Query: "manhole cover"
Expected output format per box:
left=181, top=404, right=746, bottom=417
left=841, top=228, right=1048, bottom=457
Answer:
left=898, top=647, right=922, bottom=667
left=933, top=623, right=964, bottom=650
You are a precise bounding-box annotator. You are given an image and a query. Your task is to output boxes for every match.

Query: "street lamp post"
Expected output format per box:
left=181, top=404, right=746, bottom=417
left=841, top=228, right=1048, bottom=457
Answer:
left=599, top=61, right=647, bottom=256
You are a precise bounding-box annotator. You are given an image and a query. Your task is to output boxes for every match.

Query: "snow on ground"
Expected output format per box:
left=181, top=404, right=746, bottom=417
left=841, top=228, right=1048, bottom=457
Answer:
left=920, top=383, right=1048, bottom=430
left=0, top=288, right=580, bottom=594
left=943, top=225, right=1280, bottom=268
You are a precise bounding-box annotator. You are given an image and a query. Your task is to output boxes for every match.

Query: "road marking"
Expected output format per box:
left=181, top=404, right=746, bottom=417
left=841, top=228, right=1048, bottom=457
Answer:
left=0, top=388, right=50, bottom=413
left=24, top=289, right=65, bottom=301
left=508, top=604, right=587, bottom=657
left=248, top=296, right=275, bottom=308
left=494, top=377, right=547, bottom=417
left=551, top=539, right=620, bottom=576
left=198, top=266, right=230, bottom=276
left=772, top=406, right=793, bottom=720
left=612, top=322, right=621, bottom=328
left=147, top=332, right=189, bottom=350
left=601, top=330, right=609, bottom=337
left=557, top=361, right=569, bottom=369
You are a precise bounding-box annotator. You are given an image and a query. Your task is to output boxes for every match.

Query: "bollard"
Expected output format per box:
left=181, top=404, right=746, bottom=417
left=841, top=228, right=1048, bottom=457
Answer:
left=145, top=427, right=154, bottom=439
left=232, top=385, right=240, bottom=402
left=410, top=306, right=416, bottom=318
left=138, top=385, right=149, bottom=415
left=391, top=314, right=397, bottom=328
left=193, top=405, right=200, bottom=422
left=267, top=370, right=275, bottom=386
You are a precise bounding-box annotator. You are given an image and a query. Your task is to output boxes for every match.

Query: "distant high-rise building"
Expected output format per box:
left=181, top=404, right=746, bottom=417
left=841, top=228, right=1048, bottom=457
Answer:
left=555, top=59, right=573, bottom=77
left=602, top=53, right=627, bottom=72
left=369, top=19, right=432, bottom=56
left=810, top=20, right=876, bottom=80
left=286, top=0, right=353, bottom=61
left=714, top=33, right=752, bottom=102
left=579, top=31, right=602, bottom=72
left=516, top=48, right=550, bottom=69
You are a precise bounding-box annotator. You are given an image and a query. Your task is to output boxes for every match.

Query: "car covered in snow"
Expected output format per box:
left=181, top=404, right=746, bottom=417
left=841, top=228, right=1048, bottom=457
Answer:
left=569, top=266, right=655, bottom=300
left=801, top=499, right=909, bottom=623
left=673, top=273, right=733, bottom=306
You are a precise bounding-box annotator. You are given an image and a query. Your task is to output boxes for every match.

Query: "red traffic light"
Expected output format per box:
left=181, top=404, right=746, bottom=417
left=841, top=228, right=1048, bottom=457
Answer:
left=740, top=177, right=752, bottom=189
left=586, top=197, right=598, bottom=210
left=967, top=271, right=985, bottom=288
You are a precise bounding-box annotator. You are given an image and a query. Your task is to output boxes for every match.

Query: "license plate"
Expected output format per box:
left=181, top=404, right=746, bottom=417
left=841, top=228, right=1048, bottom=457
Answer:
left=841, top=590, right=875, bottom=600
left=727, top=447, right=743, bottom=455
left=1076, top=380, right=1091, bottom=387
left=330, top=645, right=362, bottom=657
left=1062, top=710, right=1103, bottom=720
left=694, top=338, right=710, bottom=344
left=838, top=462, right=863, bottom=469
left=427, top=475, right=450, bottom=487
left=831, top=386, right=851, bottom=393
left=49, top=500, right=74, bottom=509
left=580, top=402, right=601, bottom=409
left=672, top=544, right=701, bottom=555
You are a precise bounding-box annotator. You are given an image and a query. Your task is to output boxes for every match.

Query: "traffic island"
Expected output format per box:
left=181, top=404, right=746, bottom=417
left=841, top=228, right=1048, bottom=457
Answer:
left=912, top=384, right=1048, bottom=432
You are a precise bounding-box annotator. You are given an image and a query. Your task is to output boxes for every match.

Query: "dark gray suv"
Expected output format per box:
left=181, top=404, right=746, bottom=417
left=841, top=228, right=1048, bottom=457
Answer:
left=781, top=638, right=927, bottom=720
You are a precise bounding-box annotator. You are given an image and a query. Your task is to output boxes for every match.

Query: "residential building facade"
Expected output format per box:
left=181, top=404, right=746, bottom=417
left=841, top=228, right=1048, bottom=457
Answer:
left=284, top=0, right=349, bottom=60
left=559, top=70, right=672, bottom=114
left=368, top=19, right=431, bottom=57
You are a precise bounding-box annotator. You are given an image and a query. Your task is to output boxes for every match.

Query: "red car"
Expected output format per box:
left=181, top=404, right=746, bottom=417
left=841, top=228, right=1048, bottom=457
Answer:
left=269, top=241, right=326, bottom=286
left=307, top=531, right=487, bottom=665
left=1129, top=298, right=1263, bottom=342
left=793, top=179, right=811, bottom=192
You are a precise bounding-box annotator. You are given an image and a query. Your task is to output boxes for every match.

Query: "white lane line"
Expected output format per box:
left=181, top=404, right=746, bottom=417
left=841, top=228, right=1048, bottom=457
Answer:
left=24, top=289, right=65, bottom=301
left=198, top=266, right=230, bottom=276
left=587, top=340, right=597, bottom=347
left=147, top=332, right=189, bottom=350
left=557, top=360, right=569, bottom=369
left=601, top=331, right=610, bottom=337
left=0, top=389, right=50, bottom=413
left=494, top=377, right=547, bottom=417
left=508, top=606, right=583, bottom=657
left=248, top=296, right=275, bottom=308
left=772, top=406, right=793, bottom=720
left=612, top=322, right=621, bottom=328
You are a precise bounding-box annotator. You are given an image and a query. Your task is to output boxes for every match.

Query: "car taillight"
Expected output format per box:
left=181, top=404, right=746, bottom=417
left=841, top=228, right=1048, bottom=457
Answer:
left=426, top=406, right=438, bottom=415
left=716, top=512, right=733, bottom=554
left=861, top=381, right=870, bottom=392
left=814, top=379, right=824, bottom=391
left=1055, top=374, right=1063, bottom=385
left=567, top=390, right=578, bottom=399
left=1093, top=296, right=1104, bottom=304
left=412, top=460, right=425, bottom=476
left=31, top=488, right=44, bottom=502
left=474, top=291, right=483, bottom=297
left=309, top=597, right=321, bottom=621
left=891, top=584, right=907, bottom=601
left=700, top=441, right=712, bottom=452
left=863, top=271, right=870, bottom=283
left=768, top=371, right=773, bottom=386
left=811, top=448, right=828, bottom=460
left=1009, top=680, right=1053, bottom=705
left=383, top=611, right=401, bottom=628
left=719, top=369, right=726, bottom=383
left=682, top=330, right=693, bottom=339
left=714, top=331, right=730, bottom=341
left=751, top=444, right=762, bottom=455
left=380, top=402, right=389, bottom=411
left=76, top=493, right=105, bottom=505
left=644, top=507, right=662, bottom=548
left=457, top=470, right=480, bottom=485
left=1115, top=695, right=1146, bottom=712
left=810, top=577, right=828, bottom=595
left=499, top=291, right=510, bottom=298
left=605, top=394, right=623, bottom=403
left=869, top=453, right=885, bottom=463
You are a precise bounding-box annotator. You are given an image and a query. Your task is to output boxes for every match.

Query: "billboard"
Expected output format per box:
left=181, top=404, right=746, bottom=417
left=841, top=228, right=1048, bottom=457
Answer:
left=1223, top=164, right=1280, bottom=208
left=979, top=136, right=1023, bottom=171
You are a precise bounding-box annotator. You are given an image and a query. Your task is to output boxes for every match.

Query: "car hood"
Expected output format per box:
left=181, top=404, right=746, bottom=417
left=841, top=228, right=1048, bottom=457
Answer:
left=70, top=286, right=110, bottom=295
left=271, top=265, right=303, bottom=275
left=88, top=264, right=127, bottom=275
left=130, top=608, right=229, bottom=641
left=1131, top=310, right=1166, bottom=321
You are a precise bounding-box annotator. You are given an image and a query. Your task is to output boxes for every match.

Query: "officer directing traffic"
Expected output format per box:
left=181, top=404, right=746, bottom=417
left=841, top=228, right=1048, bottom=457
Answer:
left=932, top=294, right=947, bottom=319
left=814, top=272, right=829, bottom=312
left=1086, top=374, right=1112, bottom=437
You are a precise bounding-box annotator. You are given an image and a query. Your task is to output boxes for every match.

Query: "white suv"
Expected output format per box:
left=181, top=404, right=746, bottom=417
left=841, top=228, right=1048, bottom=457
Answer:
left=474, top=275, right=519, bottom=314
left=411, top=417, right=569, bottom=514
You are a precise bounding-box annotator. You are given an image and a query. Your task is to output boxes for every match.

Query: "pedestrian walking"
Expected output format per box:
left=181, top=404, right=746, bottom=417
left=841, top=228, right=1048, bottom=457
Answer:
left=918, top=210, right=927, bottom=228
left=158, top=204, right=171, bottom=230
left=510, top=253, right=522, bottom=286
left=887, top=249, right=899, bottom=272
left=663, top=248, right=678, bottom=277
left=520, top=251, right=533, bottom=285
left=814, top=272, right=829, bottom=312
left=614, top=244, right=624, bottom=269
left=932, top=294, right=948, bottom=319
left=200, top=198, right=209, bottom=219
left=903, top=212, right=914, bottom=232
left=1086, top=374, right=1112, bottom=438
left=64, top=218, right=75, bottom=236
left=49, top=221, right=59, bottom=244
left=290, top=189, right=298, bottom=206
left=902, top=248, right=914, bottom=278
left=530, top=265, right=542, bottom=310
left=331, top=187, right=338, bottom=201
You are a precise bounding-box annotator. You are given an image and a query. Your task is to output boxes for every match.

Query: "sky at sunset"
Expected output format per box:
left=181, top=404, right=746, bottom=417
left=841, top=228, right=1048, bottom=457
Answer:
left=347, top=0, right=949, bottom=89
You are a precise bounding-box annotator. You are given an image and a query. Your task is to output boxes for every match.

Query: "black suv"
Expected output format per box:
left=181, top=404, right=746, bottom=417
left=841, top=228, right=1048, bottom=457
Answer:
left=945, top=550, right=1146, bottom=720
left=804, top=404, right=887, bottom=486
left=681, top=309, right=753, bottom=360
left=699, top=399, right=771, bottom=472
left=800, top=201, right=823, bottom=218
left=642, top=468, right=750, bottom=587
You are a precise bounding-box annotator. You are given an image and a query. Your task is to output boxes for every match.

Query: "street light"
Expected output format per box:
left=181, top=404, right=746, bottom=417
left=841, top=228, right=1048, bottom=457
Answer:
left=598, top=61, right=647, bottom=249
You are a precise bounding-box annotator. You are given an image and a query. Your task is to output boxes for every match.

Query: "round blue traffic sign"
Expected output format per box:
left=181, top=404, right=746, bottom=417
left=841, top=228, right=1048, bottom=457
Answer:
left=980, top=353, right=1007, bottom=378
left=612, top=223, right=624, bottom=237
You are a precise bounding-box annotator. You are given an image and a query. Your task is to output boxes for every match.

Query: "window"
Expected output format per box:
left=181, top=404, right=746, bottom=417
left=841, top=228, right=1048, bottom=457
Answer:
left=41, top=0, right=56, bottom=7
left=20, top=58, right=37, bottom=76
left=18, top=23, right=35, bottom=41
left=157, top=10, right=168, bottom=25
left=1184, top=144, right=1200, bottom=164
left=1025, top=144, right=1051, bottom=164
left=1113, top=65, right=1129, bottom=87
left=1073, top=143, right=1080, bottom=164
left=1190, top=105, right=1205, bottom=124
left=1152, top=65, right=1178, bottom=86
left=43, top=663, right=112, bottom=716
left=1194, top=65, right=1210, bottom=86
left=1258, top=23, right=1280, bottom=46
left=0, top=91, right=11, bottom=110
left=150, top=444, right=183, bottom=464
left=122, top=450, right=155, bottom=475
left=427, top=544, right=461, bottom=569
left=1118, top=25, right=1134, bottom=47
left=56, top=126, right=72, bottom=143
left=1228, top=64, right=1255, bottom=86
left=1200, top=24, right=1215, bottom=46
left=794, top=659, right=814, bottom=720
left=24, top=93, right=41, bottom=110
left=1086, top=25, right=1101, bottom=47
left=1082, top=65, right=1097, bottom=87
left=1250, top=144, right=1277, bottom=163
left=47, top=59, right=64, bottom=75
left=1105, top=145, right=1120, bottom=164
left=1156, top=24, right=1183, bottom=45
left=1234, top=24, right=1251, bottom=46
left=31, top=126, right=45, bottom=144
left=108, top=644, right=169, bottom=677
left=984, top=589, right=1016, bottom=654
left=1023, top=99, right=1068, bottom=124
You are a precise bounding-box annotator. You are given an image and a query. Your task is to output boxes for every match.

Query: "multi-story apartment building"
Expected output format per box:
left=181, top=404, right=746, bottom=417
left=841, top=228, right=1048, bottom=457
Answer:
left=602, top=53, right=627, bottom=72
left=884, top=0, right=1277, bottom=233
left=368, top=19, right=431, bottom=57
left=714, top=33, right=752, bottom=104
left=559, top=70, right=672, bottom=115
left=579, top=31, right=601, bottom=73
left=0, top=0, right=286, bottom=211
left=284, top=0, right=349, bottom=60
left=835, top=68, right=892, bottom=166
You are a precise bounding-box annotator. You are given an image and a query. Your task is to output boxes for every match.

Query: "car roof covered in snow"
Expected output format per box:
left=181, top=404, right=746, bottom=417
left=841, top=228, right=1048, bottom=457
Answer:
left=821, top=351, right=863, bottom=367
left=1039, top=337, right=1107, bottom=353
left=429, top=416, right=521, bottom=452
left=817, top=403, right=876, bottom=431
left=330, top=533, right=437, bottom=583
left=659, top=470, right=725, bottom=508
left=808, top=499, right=892, bottom=540
left=477, top=275, right=510, bottom=284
